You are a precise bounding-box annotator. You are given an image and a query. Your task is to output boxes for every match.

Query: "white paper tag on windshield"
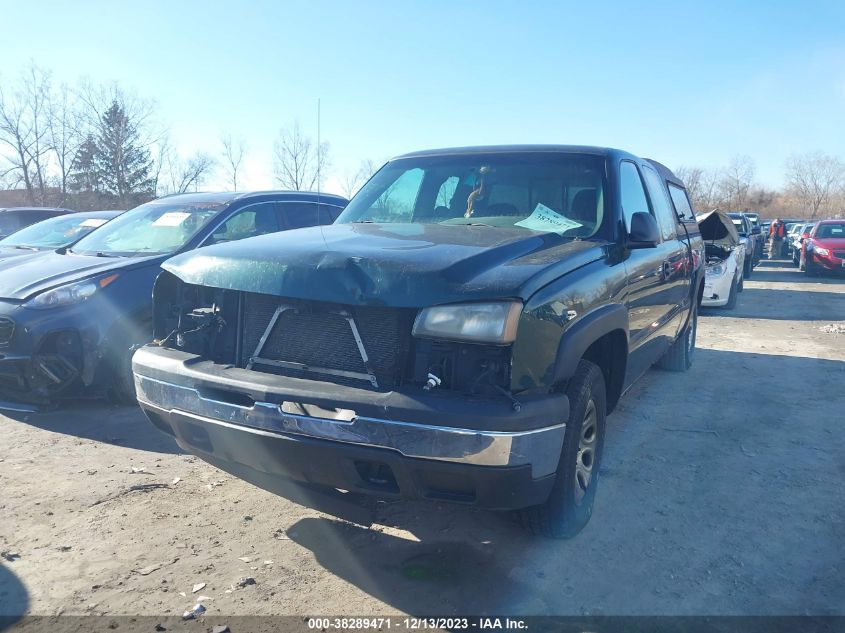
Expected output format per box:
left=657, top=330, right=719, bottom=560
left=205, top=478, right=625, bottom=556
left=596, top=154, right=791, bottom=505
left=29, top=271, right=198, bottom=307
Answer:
left=152, top=212, right=190, bottom=227
left=515, top=203, right=583, bottom=234
left=80, top=218, right=108, bottom=228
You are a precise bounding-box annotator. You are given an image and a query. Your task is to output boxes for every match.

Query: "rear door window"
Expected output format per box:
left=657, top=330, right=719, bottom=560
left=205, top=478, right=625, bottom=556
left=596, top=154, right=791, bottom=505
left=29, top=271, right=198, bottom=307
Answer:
left=641, top=164, right=678, bottom=240
left=667, top=183, right=694, bottom=220
left=279, top=202, right=320, bottom=230
left=319, top=204, right=344, bottom=223
left=206, top=202, right=279, bottom=245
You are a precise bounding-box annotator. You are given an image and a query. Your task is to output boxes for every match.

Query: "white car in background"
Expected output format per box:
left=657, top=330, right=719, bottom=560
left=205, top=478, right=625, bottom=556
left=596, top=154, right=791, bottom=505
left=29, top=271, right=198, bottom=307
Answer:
left=697, top=210, right=744, bottom=309
left=790, top=222, right=813, bottom=265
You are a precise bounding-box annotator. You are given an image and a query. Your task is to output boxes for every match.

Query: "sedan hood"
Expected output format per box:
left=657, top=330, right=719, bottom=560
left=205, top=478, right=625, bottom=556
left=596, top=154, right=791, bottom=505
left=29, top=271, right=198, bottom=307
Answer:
left=162, top=223, right=605, bottom=307
left=0, top=246, right=47, bottom=263
left=0, top=250, right=164, bottom=301
left=697, top=210, right=739, bottom=246
left=812, top=237, right=845, bottom=249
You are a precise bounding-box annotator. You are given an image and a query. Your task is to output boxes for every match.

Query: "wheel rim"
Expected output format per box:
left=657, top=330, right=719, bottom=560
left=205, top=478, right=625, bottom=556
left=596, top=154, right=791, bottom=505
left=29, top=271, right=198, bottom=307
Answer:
left=574, top=399, right=598, bottom=505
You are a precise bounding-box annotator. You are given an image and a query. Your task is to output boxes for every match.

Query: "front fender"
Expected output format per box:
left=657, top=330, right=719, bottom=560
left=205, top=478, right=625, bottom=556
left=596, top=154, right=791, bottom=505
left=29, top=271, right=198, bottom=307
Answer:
left=552, top=303, right=629, bottom=384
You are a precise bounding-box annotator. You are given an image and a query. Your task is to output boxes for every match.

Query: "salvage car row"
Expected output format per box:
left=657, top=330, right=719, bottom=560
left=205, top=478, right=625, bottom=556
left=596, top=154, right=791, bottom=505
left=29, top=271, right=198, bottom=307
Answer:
left=1, top=145, right=840, bottom=540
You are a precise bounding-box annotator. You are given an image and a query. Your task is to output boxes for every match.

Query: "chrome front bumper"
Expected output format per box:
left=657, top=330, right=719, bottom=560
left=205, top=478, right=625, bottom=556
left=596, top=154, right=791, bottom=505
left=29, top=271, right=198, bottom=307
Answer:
left=133, top=369, right=566, bottom=479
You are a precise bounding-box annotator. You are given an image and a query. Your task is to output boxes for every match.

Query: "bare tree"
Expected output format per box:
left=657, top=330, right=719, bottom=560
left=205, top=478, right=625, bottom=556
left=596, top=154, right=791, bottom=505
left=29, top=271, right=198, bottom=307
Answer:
left=674, top=166, right=703, bottom=205
left=272, top=121, right=330, bottom=191
left=339, top=158, right=377, bottom=198
left=720, top=154, right=755, bottom=209
left=157, top=143, right=216, bottom=195
left=176, top=152, right=216, bottom=193
left=676, top=165, right=724, bottom=211
left=220, top=133, right=246, bottom=191
left=785, top=151, right=845, bottom=219
left=0, top=63, right=53, bottom=204
left=47, top=83, right=84, bottom=205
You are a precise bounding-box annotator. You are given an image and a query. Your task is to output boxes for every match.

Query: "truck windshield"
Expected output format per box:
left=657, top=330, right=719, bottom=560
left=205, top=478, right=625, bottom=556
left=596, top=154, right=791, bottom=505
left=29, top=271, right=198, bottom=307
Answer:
left=70, top=201, right=225, bottom=257
left=337, top=153, right=608, bottom=238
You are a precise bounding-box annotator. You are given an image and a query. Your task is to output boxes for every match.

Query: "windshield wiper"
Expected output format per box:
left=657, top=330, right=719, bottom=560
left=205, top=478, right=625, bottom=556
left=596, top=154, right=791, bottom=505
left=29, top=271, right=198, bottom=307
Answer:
left=448, top=221, right=495, bottom=227
left=13, top=245, right=39, bottom=251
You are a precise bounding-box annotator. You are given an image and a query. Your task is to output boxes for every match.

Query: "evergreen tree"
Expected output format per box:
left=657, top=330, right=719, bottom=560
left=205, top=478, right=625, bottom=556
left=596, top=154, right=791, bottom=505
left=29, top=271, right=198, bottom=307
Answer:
left=93, top=100, right=154, bottom=206
left=68, top=134, right=100, bottom=194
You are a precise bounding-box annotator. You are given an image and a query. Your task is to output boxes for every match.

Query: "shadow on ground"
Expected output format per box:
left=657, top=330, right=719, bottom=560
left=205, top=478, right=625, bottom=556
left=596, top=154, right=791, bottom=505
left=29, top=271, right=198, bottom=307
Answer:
left=288, top=516, right=536, bottom=615
left=751, top=258, right=845, bottom=284
left=1, top=401, right=181, bottom=455
left=0, top=563, right=28, bottom=622
left=702, top=287, right=845, bottom=320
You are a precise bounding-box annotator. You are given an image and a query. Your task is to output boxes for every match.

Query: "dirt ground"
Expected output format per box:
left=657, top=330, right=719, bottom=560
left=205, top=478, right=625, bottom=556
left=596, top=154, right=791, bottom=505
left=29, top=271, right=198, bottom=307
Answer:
left=1, top=258, right=843, bottom=619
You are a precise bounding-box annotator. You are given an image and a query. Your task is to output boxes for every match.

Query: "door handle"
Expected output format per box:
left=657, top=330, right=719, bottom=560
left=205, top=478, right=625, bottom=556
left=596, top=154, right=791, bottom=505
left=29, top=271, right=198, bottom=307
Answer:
left=662, top=260, right=671, bottom=279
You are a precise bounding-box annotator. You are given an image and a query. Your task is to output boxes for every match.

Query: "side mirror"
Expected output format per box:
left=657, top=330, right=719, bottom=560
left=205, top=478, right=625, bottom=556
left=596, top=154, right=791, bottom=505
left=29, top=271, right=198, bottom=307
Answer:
left=751, top=226, right=761, bottom=235
left=627, top=212, right=660, bottom=249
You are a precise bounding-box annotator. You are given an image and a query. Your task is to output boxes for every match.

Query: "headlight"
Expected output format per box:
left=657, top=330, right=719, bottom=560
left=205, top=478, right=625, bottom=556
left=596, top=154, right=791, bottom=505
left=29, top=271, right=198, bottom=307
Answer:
left=706, top=264, right=725, bottom=276
left=813, top=246, right=830, bottom=257
left=24, top=274, right=119, bottom=309
left=412, top=301, right=522, bottom=344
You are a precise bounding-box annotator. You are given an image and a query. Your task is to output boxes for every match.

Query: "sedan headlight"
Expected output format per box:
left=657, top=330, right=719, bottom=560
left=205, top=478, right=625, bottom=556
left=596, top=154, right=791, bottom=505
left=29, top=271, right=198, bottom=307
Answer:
left=706, top=264, right=725, bottom=276
left=24, top=274, right=119, bottom=309
left=813, top=245, right=830, bottom=257
left=412, top=301, right=522, bottom=344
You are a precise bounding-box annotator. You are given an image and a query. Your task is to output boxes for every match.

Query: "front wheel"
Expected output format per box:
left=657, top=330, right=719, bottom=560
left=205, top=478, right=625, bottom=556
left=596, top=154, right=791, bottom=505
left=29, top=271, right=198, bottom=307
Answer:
left=106, top=326, right=150, bottom=404
left=520, top=360, right=607, bottom=539
left=725, top=275, right=738, bottom=309
left=743, top=257, right=752, bottom=278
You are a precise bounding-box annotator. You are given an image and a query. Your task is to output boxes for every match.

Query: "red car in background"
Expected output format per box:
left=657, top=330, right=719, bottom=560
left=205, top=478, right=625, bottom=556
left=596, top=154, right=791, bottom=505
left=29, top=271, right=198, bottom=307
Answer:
left=800, top=220, right=845, bottom=276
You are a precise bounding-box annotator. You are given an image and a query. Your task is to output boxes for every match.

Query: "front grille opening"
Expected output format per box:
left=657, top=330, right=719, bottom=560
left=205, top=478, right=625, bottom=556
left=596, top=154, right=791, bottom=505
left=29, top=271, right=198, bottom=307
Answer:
left=354, top=461, right=400, bottom=493
left=240, top=294, right=413, bottom=390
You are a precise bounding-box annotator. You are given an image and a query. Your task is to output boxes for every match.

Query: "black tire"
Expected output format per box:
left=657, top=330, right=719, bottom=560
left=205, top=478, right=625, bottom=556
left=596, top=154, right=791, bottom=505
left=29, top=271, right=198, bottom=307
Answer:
left=107, top=328, right=150, bottom=404
left=109, top=345, right=139, bottom=404
left=658, top=303, right=697, bottom=371
left=725, top=275, right=738, bottom=309
left=792, top=251, right=799, bottom=266
left=805, top=258, right=817, bottom=277
left=520, top=360, right=606, bottom=539
left=737, top=273, right=744, bottom=292
left=743, top=256, right=752, bottom=278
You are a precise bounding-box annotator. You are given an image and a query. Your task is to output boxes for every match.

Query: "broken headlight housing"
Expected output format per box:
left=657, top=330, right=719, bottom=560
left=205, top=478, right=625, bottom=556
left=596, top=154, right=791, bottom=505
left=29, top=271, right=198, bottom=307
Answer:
left=412, top=301, right=522, bottom=345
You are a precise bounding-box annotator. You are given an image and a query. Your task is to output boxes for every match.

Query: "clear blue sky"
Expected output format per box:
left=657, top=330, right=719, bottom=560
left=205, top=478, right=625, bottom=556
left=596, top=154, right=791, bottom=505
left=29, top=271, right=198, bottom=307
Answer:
left=3, top=0, right=845, bottom=193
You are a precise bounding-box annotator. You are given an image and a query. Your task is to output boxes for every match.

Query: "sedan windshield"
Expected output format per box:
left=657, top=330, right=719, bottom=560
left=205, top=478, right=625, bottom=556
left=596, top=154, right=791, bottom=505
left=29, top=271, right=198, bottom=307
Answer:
left=0, top=214, right=112, bottom=249
left=336, top=153, right=608, bottom=238
left=70, top=201, right=225, bottom=256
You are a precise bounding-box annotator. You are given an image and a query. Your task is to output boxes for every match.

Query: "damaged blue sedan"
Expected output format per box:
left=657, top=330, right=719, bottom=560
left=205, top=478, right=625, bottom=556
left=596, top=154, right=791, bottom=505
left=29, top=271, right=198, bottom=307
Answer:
left=0, top=191, right=346, bottom=404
